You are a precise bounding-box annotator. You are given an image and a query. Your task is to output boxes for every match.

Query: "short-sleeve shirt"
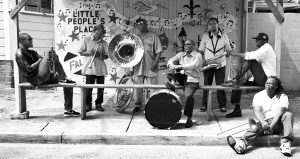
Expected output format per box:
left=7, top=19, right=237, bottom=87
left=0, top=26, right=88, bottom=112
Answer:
left=245, top=43, right=276, bottom=76
left=252, top=90, right=289, bottom=120
left=78, top=36, right=108, bottom=76
left=15, top=48, right=42, bottom=85
left=133, top=30, right=163, bottom=77
left=198, top=31, right=232, bottom=68
left=167, top=50, right=202, bottom=82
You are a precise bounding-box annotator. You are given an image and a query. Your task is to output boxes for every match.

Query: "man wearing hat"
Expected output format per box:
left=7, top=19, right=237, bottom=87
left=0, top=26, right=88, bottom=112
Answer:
left=223, top=32, right=277, bottom=118
left=78, top=24, right=109, bottom=112
left=133, top=17, right=163, bottom=112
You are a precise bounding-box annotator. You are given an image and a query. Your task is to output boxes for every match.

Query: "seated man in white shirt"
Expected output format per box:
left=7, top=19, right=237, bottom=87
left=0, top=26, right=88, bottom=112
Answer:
left=165, top=39, right=202, bottom=128
left=223, top=33, right=277, bottom=118
left=227, top=76, right=294, bottom=157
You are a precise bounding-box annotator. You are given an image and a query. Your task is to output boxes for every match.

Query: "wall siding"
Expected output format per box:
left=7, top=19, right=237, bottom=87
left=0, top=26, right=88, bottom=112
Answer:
left=0, top=0, right=4, bottom=56
left=248, top=13, right=300, bottom=91
left=19, top=13, right=54, bottom=54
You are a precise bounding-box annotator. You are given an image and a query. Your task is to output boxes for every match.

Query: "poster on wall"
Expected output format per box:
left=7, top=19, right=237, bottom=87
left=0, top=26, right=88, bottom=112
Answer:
left=54, top=0, right=239, bottom=84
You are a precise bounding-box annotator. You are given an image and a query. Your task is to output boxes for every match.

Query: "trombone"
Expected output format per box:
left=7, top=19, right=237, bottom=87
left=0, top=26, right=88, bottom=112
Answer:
left=88, top=42, right=99, bottom=69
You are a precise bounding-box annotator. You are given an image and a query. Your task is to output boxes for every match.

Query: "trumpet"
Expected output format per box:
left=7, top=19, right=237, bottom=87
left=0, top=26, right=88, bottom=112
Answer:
left=200, top=52, right=228, bottom=72
left=48, top=47, right=56, bottom=74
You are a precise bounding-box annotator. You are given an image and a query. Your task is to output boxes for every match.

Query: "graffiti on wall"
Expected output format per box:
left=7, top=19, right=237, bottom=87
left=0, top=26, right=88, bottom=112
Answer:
left=54, top=0, right=239, bottom=84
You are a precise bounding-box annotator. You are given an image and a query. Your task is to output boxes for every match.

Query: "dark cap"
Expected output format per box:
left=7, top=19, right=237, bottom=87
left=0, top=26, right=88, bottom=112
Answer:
left=252, top=33, right=269, bottom=41
left=135, top=17, right=147, bottom=24
left=93, top=24, right=105, bottom=32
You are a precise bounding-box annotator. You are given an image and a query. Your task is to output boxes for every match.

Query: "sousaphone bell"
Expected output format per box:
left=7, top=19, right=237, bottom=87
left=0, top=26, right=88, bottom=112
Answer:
left=108, top=33, right=144, bottom=113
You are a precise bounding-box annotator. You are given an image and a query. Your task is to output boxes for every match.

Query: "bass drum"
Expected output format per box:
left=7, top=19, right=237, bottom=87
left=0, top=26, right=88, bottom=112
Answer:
left=145, top=89, right=182, bottom=129
left=113, top=71, right=134, bottom=113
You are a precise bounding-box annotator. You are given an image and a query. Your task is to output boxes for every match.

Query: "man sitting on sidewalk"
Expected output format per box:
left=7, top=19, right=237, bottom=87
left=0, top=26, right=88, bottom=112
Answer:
left=15, top=33, right=80, bottom=117
left=223, top=33, right=276, bottom=118
left=227, top=76, right=294, bottom=157
left=165, top=39, right=202, bottom=128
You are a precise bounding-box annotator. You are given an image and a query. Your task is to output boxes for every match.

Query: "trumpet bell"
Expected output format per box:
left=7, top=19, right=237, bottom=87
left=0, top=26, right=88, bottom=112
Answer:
left=108, top=33, right=144, bottom=68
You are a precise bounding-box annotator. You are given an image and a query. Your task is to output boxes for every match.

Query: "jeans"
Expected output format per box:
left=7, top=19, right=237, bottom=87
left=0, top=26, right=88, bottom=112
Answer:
left=242, top=111, right=294, bottom=144
left=184, top=82, right=200, bottom=118
left=202, top=66, right=226, bottom=108
left=231, top=60, right=268, bottom=104
left=63, top=87, right=73, bottom=111
left=134, top=75, right=157, bottom=105
left=85, top=75, right=105, bottom=105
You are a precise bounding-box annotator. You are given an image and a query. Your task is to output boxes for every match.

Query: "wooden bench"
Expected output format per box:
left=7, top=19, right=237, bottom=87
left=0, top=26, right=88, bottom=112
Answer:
left=17, top=83, right=184, bottom=120
left=201, top=85, right=264, bottom=121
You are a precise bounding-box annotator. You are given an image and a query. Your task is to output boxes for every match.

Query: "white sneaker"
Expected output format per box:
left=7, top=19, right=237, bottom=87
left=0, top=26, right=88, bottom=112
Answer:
left=227, top=136, right=247, bottom=154
left=280, top=139, right=292, bottom=156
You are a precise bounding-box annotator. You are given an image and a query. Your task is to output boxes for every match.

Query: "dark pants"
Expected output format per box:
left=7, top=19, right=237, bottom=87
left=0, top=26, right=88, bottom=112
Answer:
left=231, top=60, right=268, bottom=104
left=203, top=66, right=226, bottom=108
left=184, top=82, right=200, bottom=118
left=242, top=112, right=294, bottom=145
left=85, top=75, right=105, bottom=105
left=166, top=73, right=187, bottom=86
left=35, top=56, right=74, bottom=112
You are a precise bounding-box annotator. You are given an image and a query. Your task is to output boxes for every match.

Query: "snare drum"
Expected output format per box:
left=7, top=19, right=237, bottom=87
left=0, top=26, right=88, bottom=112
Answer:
left=145, top=89, right=182, bottom=129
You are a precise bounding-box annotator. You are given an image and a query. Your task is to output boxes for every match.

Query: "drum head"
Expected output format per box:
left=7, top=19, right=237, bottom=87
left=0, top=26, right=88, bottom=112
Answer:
left=145, top=90, right=181, bottom=129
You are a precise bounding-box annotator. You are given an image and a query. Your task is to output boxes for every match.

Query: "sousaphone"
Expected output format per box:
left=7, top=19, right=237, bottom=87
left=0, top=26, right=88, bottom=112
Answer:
left=109, top=33, right=144, bottom=113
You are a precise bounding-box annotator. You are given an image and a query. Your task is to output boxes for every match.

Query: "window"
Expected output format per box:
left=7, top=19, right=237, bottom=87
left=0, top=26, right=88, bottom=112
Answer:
left=25, top=0, right=53, bottom=14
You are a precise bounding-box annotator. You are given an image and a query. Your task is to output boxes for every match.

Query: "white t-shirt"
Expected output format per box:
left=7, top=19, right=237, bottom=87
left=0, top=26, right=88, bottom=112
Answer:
left=252, top=90, right=289, bottom=120
left=245, top=43, right=276, bottom=76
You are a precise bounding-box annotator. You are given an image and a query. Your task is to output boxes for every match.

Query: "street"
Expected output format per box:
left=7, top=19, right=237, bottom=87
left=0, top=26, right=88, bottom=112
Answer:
left=0, top=143, right=299, bottom=159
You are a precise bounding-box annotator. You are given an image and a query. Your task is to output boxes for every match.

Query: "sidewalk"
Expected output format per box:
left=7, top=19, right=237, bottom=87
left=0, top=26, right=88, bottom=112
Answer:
left=0, top=85, right=299, bottom=146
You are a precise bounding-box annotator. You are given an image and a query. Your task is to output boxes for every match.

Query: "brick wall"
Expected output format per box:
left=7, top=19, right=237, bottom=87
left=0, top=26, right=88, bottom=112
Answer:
left=0, top=60, right=14, bottom=87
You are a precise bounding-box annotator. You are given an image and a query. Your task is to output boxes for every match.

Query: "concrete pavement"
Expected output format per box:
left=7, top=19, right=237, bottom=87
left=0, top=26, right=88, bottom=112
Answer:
left=0, top=85, right=299, bottom=146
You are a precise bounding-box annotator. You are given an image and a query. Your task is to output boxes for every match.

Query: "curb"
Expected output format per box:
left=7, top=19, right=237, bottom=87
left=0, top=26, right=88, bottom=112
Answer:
left=1, top=132, right=299, bottom=146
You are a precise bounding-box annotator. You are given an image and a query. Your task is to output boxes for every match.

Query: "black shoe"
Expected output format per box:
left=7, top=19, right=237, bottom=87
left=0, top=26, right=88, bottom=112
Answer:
left=220, top=107, right=227, bottom=112
left=165, top=81, right=175, bottom=91
left=60, top=78, right=76, bottom=83
left=185, top=118, right=193, bottom=128
left=86, top=105, right=92, bottom=112
left=133, top=106, right=141, bottom=112
left=96, top=104, right=104, bottom=111
left=64, top=110, right=80, bottom=117
left=200, top=106, right=207, bottom=112
left=226, top=108, right=242, bottom=118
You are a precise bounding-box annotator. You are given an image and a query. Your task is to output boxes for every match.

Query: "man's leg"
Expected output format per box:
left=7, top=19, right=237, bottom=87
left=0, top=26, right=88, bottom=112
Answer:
left=95, top=76, right=105, bottom=111
left=279, top=111, right=294, bottom=156
left=183, top=82, right=199, bottom=128
left=248, top=60, right=268, bottom=86
left=63, top=87, right=80, bottom=117
left=165, top=73, right=186, bottom=91
left=134, top=75, right=145, bottom=111
left=215, top=67, right=227, bottom=111
left=202, top=68, right=215, bottom=111
left=85, top=75, right=95, bottom=111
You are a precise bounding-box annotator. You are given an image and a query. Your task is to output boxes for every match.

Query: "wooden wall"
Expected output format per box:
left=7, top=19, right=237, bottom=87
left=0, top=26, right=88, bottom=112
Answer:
left=0, top=0, right=4, bottom=57
left=18, top=13, right=54, bottom=55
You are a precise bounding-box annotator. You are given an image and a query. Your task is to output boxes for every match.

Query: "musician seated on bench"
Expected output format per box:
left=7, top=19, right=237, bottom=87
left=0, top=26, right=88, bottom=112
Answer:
left=165, top=39, right=202, bottom=128
left=15, top=33, right=80, bottom=117
left=223, top=33, right=276, bottom=118
left=227, top=76, right=294, bottom=157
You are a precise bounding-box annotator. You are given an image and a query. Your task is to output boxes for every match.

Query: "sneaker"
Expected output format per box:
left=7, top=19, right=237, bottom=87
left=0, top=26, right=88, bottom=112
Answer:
left=222, top=79, right=239, bottom=88
left=165, top=81, right=175, bottom=91
left=96, top=104, right=104, bottom=112
left=220, top=107, right=227, bottom=112
left=185, top=118, right=193, bottom=128
left=64, top=110, right=80, bottom=117
left=280, top=139, right=292, bottom=156
left=200, top=106, right=207, bottom=112
left=227, top=136, right=247, bottom=154
left=226, top=108, right=242, bottom=118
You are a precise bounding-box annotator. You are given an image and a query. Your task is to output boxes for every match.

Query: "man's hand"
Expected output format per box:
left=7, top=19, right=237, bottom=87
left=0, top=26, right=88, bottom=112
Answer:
left=169, top=65, right=181, bottom=71
left=151, top=61, right=158, bottom=71
left=90, top=49, right=96, bottom=55
left=202, top=60, right=208, bottom=66
left=261, top=121, right=273, bottom=135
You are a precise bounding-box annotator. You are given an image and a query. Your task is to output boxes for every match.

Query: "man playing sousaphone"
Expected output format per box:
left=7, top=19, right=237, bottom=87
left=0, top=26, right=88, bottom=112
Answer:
left=78, top=24, right=109, bottom=112
left=133, top=18, right=163, bottom=112
left=165, top=39, right=202, bottom=128
left=15, top=33, right=80, bottom=117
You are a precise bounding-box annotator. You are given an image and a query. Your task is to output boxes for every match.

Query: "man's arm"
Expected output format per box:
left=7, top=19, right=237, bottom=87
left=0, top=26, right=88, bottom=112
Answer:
left=151, top=51, right=162, bottom=71
left=269, top=107, right=287, bottom=130
left=253, top=105, right=269, bottom=129
left=229, top=52, right=245, bottom=58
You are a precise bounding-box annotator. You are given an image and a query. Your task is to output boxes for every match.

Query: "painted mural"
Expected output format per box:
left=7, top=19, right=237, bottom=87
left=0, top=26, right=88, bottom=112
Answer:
left=54, top=0, right=240, bottom=84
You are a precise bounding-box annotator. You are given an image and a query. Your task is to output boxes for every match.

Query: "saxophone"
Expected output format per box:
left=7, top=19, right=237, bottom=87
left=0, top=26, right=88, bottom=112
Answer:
left=48, top=47, right=56, bottom=75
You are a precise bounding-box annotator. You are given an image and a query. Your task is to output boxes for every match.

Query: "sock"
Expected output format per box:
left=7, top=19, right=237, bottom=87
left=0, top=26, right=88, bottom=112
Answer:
left=235, top=104, right=240, bottom=109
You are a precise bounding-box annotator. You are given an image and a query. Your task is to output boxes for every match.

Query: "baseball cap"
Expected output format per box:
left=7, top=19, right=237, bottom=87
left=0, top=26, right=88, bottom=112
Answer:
left=93, top=24, right=105, bottom=32
left=136, top=17, right=147, bottom=24
left=252, top=33, right=269, bottom=41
